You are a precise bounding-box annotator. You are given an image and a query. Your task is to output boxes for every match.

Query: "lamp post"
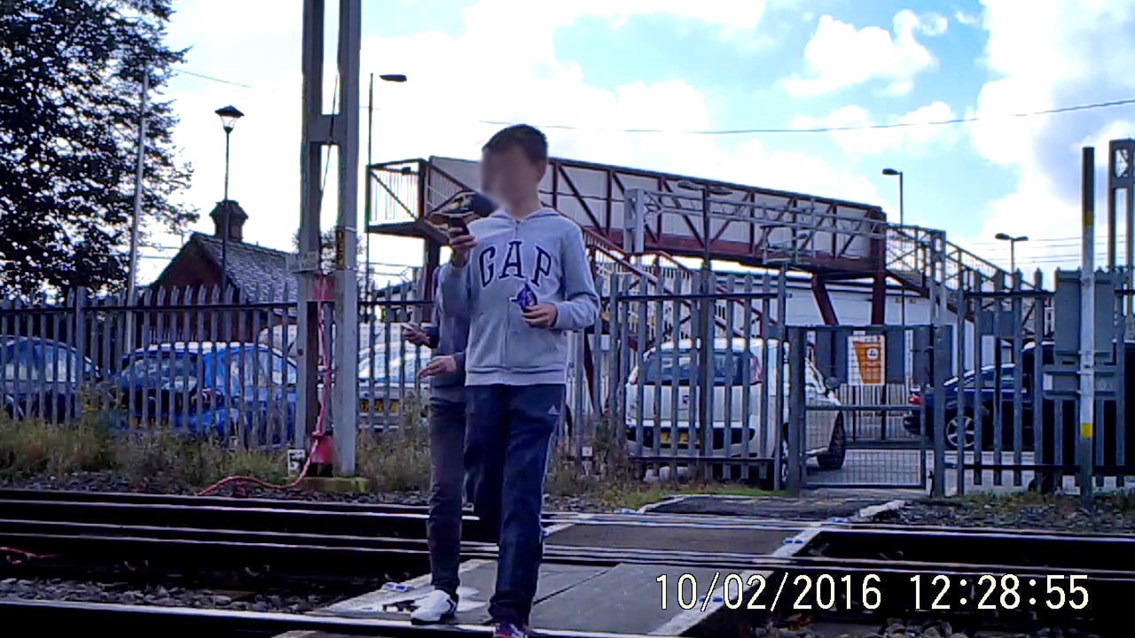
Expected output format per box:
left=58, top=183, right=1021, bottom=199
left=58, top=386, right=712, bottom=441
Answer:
left=364, top=74, right=407, bottom=296
left=995, top=232, right=1029, bottom=275
left=883, top=167, right=906, bottom=328
left=215, top=105, right=244, bottom=290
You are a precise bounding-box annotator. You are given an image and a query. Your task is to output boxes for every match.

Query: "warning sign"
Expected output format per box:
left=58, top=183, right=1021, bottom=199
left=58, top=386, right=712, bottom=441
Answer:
left=850, top=335, right=885, bottom=386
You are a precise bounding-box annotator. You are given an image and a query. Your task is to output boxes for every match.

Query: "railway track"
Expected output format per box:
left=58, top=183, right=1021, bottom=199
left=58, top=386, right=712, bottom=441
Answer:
left=0, top=489, right=1131, bottom=636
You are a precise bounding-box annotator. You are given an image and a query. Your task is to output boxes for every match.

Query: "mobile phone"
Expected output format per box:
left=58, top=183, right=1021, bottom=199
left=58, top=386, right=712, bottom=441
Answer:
left=447, top=217, right=469, bottom=235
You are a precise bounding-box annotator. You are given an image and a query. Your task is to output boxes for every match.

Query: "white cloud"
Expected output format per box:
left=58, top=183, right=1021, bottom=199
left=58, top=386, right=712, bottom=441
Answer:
left=147, top=0, right=883, bottom=284
left=954, top=10, right=980, bottom=26
left=780, top=9, right=940, bottom=97
left=789, top=101, right=959, bottom=156
left=916, top=12, right=949, bottom=37
left=963, top=0, right=1135, bottom=272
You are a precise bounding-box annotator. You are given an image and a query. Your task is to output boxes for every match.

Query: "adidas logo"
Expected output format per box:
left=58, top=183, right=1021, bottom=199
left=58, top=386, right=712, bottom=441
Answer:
left=547, top=405, right=560, bottom=417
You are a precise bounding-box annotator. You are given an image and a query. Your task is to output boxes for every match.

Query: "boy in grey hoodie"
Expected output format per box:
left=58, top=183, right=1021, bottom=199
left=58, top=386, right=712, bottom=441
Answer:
left=404, top=262, right=470, bottom=623
left=441, top=125, right=598, bottom=638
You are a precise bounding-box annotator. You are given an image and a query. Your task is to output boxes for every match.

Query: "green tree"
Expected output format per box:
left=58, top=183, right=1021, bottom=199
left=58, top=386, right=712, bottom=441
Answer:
left=0, top=0, right=195, bottom=297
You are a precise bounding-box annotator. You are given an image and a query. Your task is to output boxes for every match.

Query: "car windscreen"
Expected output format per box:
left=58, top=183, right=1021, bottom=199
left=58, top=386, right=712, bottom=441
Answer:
left=119, top=353, right=204, bottom=391
left=640, top=350, right=749, bottom=386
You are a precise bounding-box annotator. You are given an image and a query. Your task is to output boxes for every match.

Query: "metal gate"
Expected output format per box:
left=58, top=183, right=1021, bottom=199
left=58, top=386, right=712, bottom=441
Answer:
left=787, top=325, right=940, bottom=490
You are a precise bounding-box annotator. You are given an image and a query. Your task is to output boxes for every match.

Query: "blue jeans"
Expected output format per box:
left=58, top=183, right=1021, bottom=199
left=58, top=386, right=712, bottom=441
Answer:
left=465, top=384, right=564, bottom=627
left=427, top=397, right=466, bottom=599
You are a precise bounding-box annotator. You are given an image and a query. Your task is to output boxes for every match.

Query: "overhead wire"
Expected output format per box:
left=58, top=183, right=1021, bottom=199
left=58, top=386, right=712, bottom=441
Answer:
left=172, top=66, right=1135, bottom=136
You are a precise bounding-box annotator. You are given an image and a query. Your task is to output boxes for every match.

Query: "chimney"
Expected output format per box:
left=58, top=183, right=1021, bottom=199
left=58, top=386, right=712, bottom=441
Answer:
left=208, top=200, right=249, bottom=243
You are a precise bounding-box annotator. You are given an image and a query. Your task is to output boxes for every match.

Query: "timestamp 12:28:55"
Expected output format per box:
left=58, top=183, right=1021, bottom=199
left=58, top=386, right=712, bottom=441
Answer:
left=911, top=574, right=1090, bottom=611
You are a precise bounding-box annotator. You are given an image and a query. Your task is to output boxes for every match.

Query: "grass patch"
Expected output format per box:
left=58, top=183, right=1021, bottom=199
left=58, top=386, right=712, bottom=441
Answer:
left=356, top=398, right=432, bottom=493
left=0, top=408, right=287, bottom=489
left=0, top=417, right=112, bottom=477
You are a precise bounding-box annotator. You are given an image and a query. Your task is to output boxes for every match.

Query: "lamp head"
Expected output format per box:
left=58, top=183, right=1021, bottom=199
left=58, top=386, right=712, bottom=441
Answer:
left=215, top=105, right=244, bottom=133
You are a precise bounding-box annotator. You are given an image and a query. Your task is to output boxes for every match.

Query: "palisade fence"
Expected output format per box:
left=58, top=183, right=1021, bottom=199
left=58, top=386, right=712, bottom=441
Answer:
left=3, top=273, right=1133, bottom=494
left=0, top=281, right=596, bottom=455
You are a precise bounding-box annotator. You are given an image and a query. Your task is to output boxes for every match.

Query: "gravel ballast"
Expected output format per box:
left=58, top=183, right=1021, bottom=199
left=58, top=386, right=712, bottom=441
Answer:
left=0, top=470, right=599, bottom=511
left=0, top=576, right=354, bottom=613
left=874, top=494, right=1135, bottom=533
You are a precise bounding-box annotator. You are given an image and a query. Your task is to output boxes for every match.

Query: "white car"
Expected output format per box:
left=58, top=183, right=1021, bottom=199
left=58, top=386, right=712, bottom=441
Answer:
left=624, top=338, right=847, bottom=470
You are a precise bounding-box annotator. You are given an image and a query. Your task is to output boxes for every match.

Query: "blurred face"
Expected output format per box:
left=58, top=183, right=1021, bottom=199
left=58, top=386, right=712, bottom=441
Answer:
left=483, top=145, right=545, bottom=206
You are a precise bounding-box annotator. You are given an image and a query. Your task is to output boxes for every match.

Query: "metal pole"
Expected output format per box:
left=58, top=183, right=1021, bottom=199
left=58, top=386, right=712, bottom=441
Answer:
left=364, top=73, right=374, bottom=297
left=698, top=188, right=712, bottom=479
left=221, top=130, right=232, bottom=289
left=931, top=230, right=948, bottom=498
left=125, top=70, right=148, bottom=353
left=899, top=172, right=906, bottom=329
left=296, top=0, right=326, bottom=451
left=332, top=0, right=363, bottom=475
left=1079, top=146, right=1096, bottom=509
left=1010, top=240, right=1016, bottom=275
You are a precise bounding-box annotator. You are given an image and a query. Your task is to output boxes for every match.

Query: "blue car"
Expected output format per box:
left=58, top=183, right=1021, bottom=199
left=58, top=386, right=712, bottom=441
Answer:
left=1, top=336, right=98, bottom=422
left=113, top=342, right=297, bottom=445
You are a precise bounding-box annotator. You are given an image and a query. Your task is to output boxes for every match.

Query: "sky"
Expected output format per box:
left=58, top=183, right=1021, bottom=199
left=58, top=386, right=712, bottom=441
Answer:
left=138, top=0, right=1135, bottom=285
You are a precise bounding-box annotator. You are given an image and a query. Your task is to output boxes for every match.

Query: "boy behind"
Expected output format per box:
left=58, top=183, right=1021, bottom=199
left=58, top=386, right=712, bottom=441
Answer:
left=405, top=262, right=469, bottom=623
left=442, top=125, right=598, bottom=638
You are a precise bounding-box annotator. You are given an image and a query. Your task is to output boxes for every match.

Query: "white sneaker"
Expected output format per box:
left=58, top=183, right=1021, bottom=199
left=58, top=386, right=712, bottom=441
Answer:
left=410, top=589, right=457, bottom=624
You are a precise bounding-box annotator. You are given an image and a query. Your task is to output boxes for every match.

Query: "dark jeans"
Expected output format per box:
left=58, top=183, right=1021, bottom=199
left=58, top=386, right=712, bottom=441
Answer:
left=427, top=397, right=467, bottom=600
left=465, top=384, right=564, bottom=627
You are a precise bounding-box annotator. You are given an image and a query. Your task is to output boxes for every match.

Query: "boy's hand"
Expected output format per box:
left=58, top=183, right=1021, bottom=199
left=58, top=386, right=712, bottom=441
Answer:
left=419, top=355, right=458, bottom=378
left=403, top=323, right=431, bottom=347
left=522, top=303, right=558, bottom=328
left=448, top=225, right=476, bottom=268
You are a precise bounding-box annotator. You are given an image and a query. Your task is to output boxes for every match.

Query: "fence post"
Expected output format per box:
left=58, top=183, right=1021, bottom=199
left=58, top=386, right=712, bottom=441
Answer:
left=606, top=272, right=622, bottom=447
left=786, top=327, right=805, bottom=495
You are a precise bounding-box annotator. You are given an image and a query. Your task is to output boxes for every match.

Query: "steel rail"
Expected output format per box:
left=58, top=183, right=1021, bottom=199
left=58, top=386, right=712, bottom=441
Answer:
left=3, top=521, right=1135, bottom=583
left=2, top=490, right=1132, bottom=542
left=0, top=598, right=654, bottom=638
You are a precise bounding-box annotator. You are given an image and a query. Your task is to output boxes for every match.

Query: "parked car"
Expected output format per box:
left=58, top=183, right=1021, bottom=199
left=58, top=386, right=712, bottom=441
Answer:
left=0, top=336, right=98, bottom=421
left=906, top=341, right=1135, bottom=456
left=113, top=342, right=297, bottom=445
left=357, top=346, right=428, bottom=429
left=905, top=363, right=1032, bottom=450
left=623, top=338, right=847, bottom=470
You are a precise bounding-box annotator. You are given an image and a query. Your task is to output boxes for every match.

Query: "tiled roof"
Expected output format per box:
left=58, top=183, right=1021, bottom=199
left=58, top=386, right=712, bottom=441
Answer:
left=192, top=232, right=298, bottom=302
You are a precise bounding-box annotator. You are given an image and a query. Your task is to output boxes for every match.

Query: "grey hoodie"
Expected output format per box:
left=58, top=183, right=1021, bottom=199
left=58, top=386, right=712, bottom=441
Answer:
left=440, top=208, right=599, bottom=386
left=422, top=264, right=469, bottom=402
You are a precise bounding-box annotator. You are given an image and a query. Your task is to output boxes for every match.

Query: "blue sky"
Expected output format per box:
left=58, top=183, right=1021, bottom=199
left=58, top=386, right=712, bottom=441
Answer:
left=144, top=0, right=1135, bottom=282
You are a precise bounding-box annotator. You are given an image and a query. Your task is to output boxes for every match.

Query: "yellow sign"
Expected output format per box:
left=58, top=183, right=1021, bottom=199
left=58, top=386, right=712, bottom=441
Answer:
left=850, top=335, right=885, bottom=386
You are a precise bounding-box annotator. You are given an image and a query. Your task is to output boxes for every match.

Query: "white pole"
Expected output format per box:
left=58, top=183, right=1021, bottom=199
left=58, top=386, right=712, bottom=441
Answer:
left=125, top=70, right=148, bottom=352
left=1079, top=146, right=1096, bottom=508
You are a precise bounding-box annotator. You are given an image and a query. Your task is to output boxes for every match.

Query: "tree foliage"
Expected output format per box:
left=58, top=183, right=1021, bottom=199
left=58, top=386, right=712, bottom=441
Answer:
left=0, top=0, right=195, bottom=298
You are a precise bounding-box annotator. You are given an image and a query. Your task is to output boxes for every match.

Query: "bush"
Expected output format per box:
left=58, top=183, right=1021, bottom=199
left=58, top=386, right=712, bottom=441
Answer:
left=0, top=410, right=112, bottom=477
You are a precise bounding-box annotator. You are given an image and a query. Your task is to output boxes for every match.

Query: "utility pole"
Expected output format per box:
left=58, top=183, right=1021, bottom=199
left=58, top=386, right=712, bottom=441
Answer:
left=1078, top=146, right=1096, bottom=509
left=365, top=73, right=374, bottom=298
left=296, top=0, right=362, bottom=475
left=125, top=70, right=148, bottom=353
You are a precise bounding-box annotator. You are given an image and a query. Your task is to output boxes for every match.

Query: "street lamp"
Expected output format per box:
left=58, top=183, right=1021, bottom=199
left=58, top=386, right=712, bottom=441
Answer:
left=882, top=167, right=906, bottom=327
left=995, top=232, right=1029, bottom=275
left=364, top=74, right=408, bottom=296
left=215, top=105, right=244, bottom=289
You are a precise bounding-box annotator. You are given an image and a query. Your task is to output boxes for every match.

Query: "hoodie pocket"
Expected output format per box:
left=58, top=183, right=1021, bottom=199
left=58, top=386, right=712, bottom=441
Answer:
left=504, top=327, right=567, bottom=373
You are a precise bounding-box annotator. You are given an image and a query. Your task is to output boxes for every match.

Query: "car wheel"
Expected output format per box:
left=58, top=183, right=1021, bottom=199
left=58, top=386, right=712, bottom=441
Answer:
left=816, top=415, right=847, bottom=470
left=946, top=413, right=977, bottom=451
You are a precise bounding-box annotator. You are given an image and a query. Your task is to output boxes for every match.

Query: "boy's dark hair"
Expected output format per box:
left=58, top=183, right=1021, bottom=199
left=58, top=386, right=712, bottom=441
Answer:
left=483, top=124, right=548, bottom=164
